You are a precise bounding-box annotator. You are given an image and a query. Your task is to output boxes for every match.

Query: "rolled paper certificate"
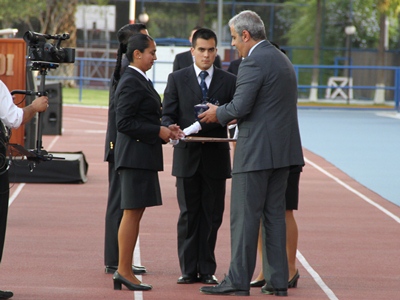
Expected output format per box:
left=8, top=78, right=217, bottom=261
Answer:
left=194, top=104, right=209, bottom=121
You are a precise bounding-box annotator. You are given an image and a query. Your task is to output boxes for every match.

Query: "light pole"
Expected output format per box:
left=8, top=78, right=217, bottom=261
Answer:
left=138, top=11, right=149, bottom=24
left=138, top=0, right=149, bottom=24
left=345, top=24, right=356, bottom=103
left=129, top=0, right=136, bottom=24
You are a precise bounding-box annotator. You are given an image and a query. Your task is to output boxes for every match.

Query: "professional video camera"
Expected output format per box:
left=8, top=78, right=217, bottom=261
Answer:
left=5, top=31, right=75, bottom=165
left=23, top=31, right=75, bottom=67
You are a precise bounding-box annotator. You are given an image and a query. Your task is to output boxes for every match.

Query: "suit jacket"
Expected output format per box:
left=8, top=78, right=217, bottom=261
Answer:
left=114, top=67, right=164, bottom=171
left=173, top=50, right=222, bottom=72
left=227, top=58, right=242, bottom=76
left=162, top=66, right=236, bottom=179
left=104, top=56, right=130, bottom=163
left=216, top=40, right=304, bottom=174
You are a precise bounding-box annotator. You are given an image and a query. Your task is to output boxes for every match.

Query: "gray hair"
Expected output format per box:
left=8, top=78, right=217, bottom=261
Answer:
left=228, top=10, right=266, bottom=41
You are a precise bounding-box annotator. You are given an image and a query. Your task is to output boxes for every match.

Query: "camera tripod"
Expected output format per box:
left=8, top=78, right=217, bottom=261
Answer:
left=9, top=62, right=64, bottom=164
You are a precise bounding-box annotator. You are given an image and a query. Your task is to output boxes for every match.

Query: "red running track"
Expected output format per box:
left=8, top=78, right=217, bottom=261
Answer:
left=1, top=105, right=399, bottom=299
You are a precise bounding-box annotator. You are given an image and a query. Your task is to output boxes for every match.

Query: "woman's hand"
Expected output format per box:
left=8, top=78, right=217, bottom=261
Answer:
left=168, top=124, right=184, bottom=140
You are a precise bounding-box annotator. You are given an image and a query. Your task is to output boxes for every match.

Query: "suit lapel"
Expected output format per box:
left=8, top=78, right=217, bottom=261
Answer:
left=128, top=68, right=161, bottom=106
left=208, top=69, right=223, bottom=99
left=183, top=67, right=204, bottom=104
left=147, top=79, right=160, bottom=100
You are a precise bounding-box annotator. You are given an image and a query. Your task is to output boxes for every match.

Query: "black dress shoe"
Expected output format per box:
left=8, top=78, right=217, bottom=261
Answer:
left=177, top=275, right=198, bottom=284
left=261, top=283, right=288, bottom=296
left=250, top=279, right=266, bottom=287
left=199, top=274, right=219, bottom=284
left=105, top=265, right=147, bottom=275
left=113, top=271, right=152, bottom=291
left=0, top=289, right=13, bottom=299
left=200, top=276, right=249, bottom=296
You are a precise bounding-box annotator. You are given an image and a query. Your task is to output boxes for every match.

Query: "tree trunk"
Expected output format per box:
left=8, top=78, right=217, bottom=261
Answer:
left=199, top=0, right=206, bottom=27
left=309, top=0, right=322, bottom=101
left=374, top=13, right=387, bottom=104
left=39, top=0, right=78, bottom=87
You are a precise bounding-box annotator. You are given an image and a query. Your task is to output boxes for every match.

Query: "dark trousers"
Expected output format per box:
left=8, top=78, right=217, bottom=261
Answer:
left=228, top=167, right=289, bottom=290
left=0, top=145, right=9, bottom=263
left=104, top=162, right=122, bottom=266
left=176, top=168, right=226, bottom=276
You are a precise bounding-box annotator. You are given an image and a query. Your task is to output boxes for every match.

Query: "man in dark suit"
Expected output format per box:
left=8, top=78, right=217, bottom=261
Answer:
left=199, top=10, right=304, bottom=297
left=227, top=57, right=242, bottom=75
left=173, top=26, right=222, bottom=71
left=162, top=28, right=236, bottom=285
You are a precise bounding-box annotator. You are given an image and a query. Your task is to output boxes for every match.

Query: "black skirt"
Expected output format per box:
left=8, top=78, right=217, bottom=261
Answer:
left=285, top=167, right=302, bottom=210
left=119, top=168, right=162, bottom=209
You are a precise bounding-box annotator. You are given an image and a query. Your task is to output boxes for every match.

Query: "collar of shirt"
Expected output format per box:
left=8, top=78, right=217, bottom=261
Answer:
left=128, top=65, right=150, bottom=81
left=193, top=64, right=214, bottom=88
left=248, top=40, right=266, bottom=57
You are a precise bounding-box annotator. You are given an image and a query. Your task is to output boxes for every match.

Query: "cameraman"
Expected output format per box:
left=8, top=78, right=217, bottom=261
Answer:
left=0, top=79, right=48, bottom=300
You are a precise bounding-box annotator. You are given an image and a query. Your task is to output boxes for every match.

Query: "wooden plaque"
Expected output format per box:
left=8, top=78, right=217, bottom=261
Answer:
left=0, top=38, right=27, bottom=147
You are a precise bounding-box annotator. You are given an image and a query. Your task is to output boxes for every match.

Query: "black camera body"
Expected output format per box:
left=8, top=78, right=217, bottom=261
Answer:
left=23, top=31, right=75, bottom=65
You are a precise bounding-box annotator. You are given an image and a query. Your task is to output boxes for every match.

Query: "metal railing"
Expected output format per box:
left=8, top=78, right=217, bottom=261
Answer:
left=42, top=57, right=400, bottom=111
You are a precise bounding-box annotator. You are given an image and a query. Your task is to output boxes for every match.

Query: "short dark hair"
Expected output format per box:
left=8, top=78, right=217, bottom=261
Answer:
left=112, top=23, right=147, bottom=89
left=126, top=33, right=154, bottom=63
left=117, top=23, right=147, bottom=52
left=191, top=28, right=218, bottom=48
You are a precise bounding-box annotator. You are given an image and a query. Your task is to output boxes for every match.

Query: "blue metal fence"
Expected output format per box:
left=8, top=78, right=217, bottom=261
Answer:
left=43, top=57, right=400, bottom=111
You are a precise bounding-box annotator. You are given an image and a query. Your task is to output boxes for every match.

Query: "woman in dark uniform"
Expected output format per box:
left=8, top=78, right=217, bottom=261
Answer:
left=112, top=34, right=182, bottom=291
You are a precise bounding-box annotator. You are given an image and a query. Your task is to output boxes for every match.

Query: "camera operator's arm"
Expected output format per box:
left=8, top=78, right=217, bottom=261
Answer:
left=21, top=96, right=49, bottom=125
left=1, top=80, right=48, bottom=129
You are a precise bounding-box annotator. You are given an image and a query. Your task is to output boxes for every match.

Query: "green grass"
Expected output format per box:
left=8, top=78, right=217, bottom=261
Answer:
left=62, top=87, right=394, bottom=110
left=62, top=88, right=110, bottom=106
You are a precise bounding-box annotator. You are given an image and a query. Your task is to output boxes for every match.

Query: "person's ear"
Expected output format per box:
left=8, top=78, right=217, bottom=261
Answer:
left=242, top=30, right=251, bottom=42
left=133, top=49, right=142, bottom=60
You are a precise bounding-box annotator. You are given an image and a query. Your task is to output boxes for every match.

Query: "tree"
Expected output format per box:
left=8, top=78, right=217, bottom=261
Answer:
left=1, top=0, right=109, bottom=87
left=309, top=0, right=323, bottom=101
left=374, top=0, right=400, bottom=103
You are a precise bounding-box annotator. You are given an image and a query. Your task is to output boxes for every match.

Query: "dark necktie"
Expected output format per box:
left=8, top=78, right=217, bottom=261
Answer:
left=199, top=71, right=209, bottom=100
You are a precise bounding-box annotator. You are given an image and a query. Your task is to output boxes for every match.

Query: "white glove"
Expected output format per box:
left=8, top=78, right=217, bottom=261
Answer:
left=169, top=139, right=179, bottom=145
left=228, top=124, right=239, bottom=139
left=183, top=121, right=202, bottom=136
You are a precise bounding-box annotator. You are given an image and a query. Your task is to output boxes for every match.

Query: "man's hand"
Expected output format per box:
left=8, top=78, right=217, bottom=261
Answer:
left=31, top=96, right=49, bottom=112
left=22, top=96, right=49, bottom=124
left=198, top=103, right=219, bottom=123
left=183, top=121, right=201, bottom=136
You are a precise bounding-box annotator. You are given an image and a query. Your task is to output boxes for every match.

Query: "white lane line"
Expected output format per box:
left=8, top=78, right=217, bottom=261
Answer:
left=134, top=236, right=143, bottom=300
left=8, top=135, right=59, bottom=207
left=63, top=117, right=106, bottom=126
left=8, top=183, right=25, bottom=206
left=297, top=250, right=339, bottom=300
left=304, top=157, right=400, bottom=224
left=298, top=156, right=400, bottom=299
left=47, top=135, right=60, bottom=150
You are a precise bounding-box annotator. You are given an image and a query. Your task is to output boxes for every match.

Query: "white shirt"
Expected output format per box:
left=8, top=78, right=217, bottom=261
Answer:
left=0, top=80, right=23, bottom=129
left=128, top=65, right=150, bottom=81
left=248, top=40, right=265, bottom=57
left=193, top=64, right=214, bottom=89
